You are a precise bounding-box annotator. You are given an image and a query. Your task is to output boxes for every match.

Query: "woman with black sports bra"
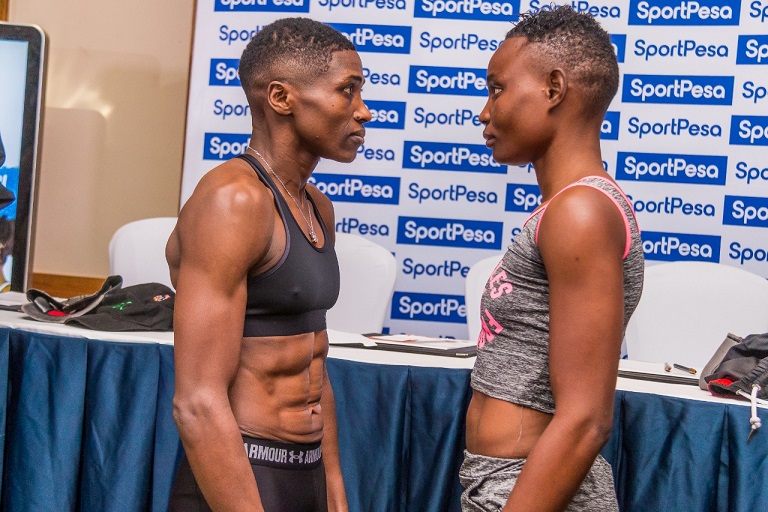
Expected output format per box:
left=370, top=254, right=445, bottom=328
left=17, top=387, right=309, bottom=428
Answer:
left=166, top=18, right=370, bottom=512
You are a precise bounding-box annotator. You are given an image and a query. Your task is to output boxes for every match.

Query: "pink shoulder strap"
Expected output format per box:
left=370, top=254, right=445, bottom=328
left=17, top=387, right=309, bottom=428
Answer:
left=533, top=177, right=636, bottom=259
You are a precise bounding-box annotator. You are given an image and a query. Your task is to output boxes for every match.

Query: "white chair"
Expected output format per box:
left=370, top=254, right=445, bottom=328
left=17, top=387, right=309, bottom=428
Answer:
left=108, top=217, right=177, bottom=289
left=326, top=232, right=397, bottom=334
left=465, top=254, right=506, bottom=342
left=625, top=261, right=768, bottom=369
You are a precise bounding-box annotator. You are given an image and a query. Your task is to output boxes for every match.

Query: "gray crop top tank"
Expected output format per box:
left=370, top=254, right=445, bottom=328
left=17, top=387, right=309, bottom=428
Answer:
left=470, top=176, right=645, bottom=414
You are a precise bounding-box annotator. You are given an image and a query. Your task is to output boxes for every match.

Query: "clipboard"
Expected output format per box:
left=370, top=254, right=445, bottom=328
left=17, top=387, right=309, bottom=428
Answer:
left=364, top=334, right=478, bottom=358
left=617, top=369, right=700, bottom=386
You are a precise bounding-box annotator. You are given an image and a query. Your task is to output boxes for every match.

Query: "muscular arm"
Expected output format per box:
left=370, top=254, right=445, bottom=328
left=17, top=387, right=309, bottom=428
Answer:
left=502, top=187, right=626, bottom=512
left=321, top=368, right=348, bottom=511
left=309, top=184, right=349, bottom=511
left=171, top=168, right=272, bottom=511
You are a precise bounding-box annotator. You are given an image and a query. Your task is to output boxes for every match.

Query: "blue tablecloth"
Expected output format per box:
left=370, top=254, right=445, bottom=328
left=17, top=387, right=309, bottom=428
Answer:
left=0, top=328, right=766, bottom=511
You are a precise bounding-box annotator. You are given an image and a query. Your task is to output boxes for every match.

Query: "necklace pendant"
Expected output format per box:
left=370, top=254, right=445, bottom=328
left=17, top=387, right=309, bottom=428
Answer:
left=249, top=146, right=320, bottom=245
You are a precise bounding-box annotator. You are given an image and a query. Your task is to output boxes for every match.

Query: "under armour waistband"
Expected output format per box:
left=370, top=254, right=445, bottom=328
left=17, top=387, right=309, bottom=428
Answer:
left=242, top=435, right=323, bottom=470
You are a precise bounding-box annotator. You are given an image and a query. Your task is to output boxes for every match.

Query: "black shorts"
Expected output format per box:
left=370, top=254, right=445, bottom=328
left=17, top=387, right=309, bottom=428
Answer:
left=169, top=436, right=328, bottom=512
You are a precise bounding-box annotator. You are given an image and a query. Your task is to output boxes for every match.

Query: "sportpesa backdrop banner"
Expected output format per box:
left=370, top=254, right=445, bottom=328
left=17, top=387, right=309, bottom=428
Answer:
left=182, top=0, right=768, bottom=339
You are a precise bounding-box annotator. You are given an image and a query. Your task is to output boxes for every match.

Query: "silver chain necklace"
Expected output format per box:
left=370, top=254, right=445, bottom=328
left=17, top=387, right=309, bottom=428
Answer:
left=248, top=146, right=318, bottom=244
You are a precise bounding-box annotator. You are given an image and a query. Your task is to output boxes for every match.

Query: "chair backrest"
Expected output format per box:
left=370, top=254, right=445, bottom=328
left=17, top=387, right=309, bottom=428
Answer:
left=625, top=261, right=768, bottom=368
left=326, top=232, right=397, bottom=334
left=108, top=217, right=177, bottom=289
left=465, top=254, right=505, bottom=342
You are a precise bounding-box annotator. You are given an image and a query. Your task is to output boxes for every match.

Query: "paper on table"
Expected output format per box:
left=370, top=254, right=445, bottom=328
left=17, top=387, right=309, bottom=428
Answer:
left=367, top=334, right=442, bottom=342
left=327, top=329, right=378, bottom=347
left=366, top=334, right=476, bottom=351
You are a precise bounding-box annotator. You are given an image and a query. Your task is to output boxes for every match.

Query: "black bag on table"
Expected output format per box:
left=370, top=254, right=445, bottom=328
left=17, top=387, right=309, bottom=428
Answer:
left=21, top=275, right=174, bottom=331
left=702, top=332, right=768, bottom=400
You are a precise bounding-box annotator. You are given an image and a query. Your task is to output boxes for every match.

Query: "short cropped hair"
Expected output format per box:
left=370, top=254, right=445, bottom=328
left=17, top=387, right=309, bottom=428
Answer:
left=239, top=17, right=355, bottom=95
left=507, top=5, right=619, bottom=115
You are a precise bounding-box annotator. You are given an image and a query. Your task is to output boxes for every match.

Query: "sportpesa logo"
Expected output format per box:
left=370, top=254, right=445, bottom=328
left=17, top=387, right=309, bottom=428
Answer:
left=213, top=99, right=250, bottom=120
left=317, top=0, right=406, bottom=12
left=396, top=216, right=503, bottom=249
left=209, top=59, right=241, bottom=87
left=402, top=141, right=505, bottom=173
left=203, top=133, right=249, bottom=160
left=408, top=182, right=498, bottom=205
left=402, top=258, right=471, bottom=280
left=611, top=35, right=627, bottom=63
left=413, top=0, right=519, bottom=21
left=742, top=81, right=768, bottom=103
left=505, top=183, right=542, bottom=213
left=357, top=144, right=397, bottom=162
left=329, top=23, right=411, bottom=54
left=364, top=67, right=401, bottom=87
left=622, top=75, right=734, bottom=105
left=418, top=31, right=502, bottom=53
left=628, top=0, right=740, bottom=25
left=219, top=25, right=266, bottom=46
left=391, top=292, right=466, bottom=323
left=408, top=66, right=487, bottom=96
left=627, top=116, right=722, bottom=139
left=214, top=0, right=309, bottom=12
left=308, top=173, right=400, bottom=204
left=752, top=0, right=768, bottom=22
left=729, top=241, right=768, bottom=266
left=412, top=107, right=481, bottom=129
left=633, top=39, right=728, bottom=61
left=736, top=35, right=768, bottom=64
left=365, top=100, right=407, bottom=129
left=628, top=194, right=716, bottom=217
left=734, top=160, right=768, bottom=185
left=616, top=152, right=727, bottom=185
left=729, top=116, right=768, bottom=145
left=601, top=111, right=620, bottom=140
left=641, top=231, right=721, bottom=262
left=335, top=217, right=390, bottom=236
left=530, top=1, right=621, bottom=18
left=723, top=195, right=768, bottom=228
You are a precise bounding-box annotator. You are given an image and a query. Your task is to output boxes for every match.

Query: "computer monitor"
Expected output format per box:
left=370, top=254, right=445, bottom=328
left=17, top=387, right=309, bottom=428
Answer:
left=0, top=22, right=46, bottom=291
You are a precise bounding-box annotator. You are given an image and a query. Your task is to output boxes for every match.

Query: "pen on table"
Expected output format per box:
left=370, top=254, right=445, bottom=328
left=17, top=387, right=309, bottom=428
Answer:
left=664, top=362, right=697, bottom=375
left=674, top=363, right=697, bottom=375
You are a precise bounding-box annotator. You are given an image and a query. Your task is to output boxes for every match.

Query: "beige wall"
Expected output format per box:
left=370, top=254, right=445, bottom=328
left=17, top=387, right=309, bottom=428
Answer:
left=10, top=0, right=194, bottom=278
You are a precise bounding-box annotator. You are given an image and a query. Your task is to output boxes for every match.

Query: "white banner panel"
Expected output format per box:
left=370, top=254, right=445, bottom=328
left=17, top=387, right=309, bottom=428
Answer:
left=182, top=0, right=768, bottom=339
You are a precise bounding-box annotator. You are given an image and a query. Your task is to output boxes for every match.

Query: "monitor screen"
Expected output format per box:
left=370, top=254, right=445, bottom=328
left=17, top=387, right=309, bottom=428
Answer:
left=0, top=22, right=46, bottom=291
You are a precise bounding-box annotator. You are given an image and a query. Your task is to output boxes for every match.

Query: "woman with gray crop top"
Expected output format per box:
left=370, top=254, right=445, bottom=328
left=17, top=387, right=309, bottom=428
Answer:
left=461, top=7, right=644, bottom=512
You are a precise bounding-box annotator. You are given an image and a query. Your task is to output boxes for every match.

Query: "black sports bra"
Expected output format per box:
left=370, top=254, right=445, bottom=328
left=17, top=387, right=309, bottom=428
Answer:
left=239, top=154, right=340, bottom=337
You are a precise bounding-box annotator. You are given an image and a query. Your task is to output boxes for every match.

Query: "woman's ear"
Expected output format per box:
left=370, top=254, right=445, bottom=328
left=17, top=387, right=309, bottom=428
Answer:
left=547, top=68, right=567, bottom=109
left=266, top=81, right=293, bottom=116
